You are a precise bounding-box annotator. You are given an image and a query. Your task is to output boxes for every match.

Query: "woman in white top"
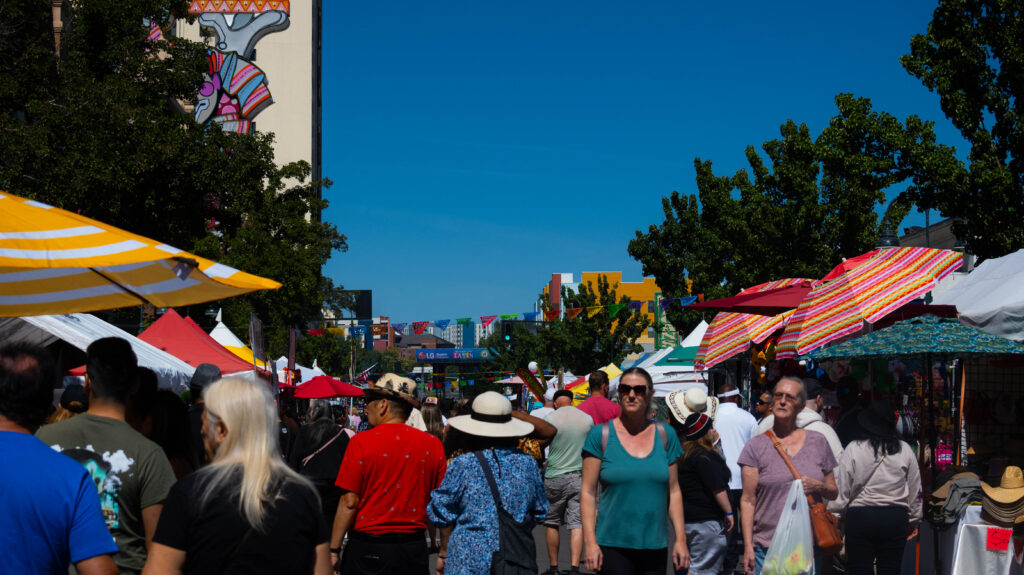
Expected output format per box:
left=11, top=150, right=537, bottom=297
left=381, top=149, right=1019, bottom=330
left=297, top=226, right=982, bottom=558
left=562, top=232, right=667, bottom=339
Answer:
left=832, top=399, right=921, bottom=575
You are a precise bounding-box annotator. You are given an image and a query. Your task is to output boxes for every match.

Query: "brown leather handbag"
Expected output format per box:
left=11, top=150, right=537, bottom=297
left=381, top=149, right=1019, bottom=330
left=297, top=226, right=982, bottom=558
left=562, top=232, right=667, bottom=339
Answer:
left=766, top=431, right=843, bottom=554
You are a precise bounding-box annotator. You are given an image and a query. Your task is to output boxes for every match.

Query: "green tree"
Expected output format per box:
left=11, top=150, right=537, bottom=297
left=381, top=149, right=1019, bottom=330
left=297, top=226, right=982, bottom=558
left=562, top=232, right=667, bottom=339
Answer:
left=485, top=276, right=650, bottom=374
left=900, top=0, right=1024, bottom=258
left=0, top=0, right=349, bottom=355
left=629, top=94, right=958, bottom=334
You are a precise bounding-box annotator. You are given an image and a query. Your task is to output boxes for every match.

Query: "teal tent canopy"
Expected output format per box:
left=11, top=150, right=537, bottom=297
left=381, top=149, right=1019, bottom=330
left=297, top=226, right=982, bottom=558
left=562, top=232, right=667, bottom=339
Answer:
left=810, top=315, right=1024, bottom=360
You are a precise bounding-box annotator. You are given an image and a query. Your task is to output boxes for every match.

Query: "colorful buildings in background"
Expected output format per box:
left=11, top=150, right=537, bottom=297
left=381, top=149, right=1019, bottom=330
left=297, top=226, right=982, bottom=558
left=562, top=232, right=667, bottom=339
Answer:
left=541, top=272, right=691, bottom=352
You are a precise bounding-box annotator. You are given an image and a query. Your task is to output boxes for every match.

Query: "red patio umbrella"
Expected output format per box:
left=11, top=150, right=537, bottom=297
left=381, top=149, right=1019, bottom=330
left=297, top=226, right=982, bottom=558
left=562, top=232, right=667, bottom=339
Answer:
left=686, top=279, right=819, bottom=316
left=294, top=375, right=364, bottom=399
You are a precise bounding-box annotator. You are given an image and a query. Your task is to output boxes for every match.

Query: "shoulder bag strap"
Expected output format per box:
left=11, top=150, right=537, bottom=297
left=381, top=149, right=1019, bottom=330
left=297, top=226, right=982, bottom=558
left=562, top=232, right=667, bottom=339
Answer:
left=473, top=450, right=504, bottom=512
left=766, top=430, right=817, bottom=507
left=845, top=454, right=885, bottom=512
left=655, top=421, right=668, bottom=450
left=301, top=427, right=345, bottom=468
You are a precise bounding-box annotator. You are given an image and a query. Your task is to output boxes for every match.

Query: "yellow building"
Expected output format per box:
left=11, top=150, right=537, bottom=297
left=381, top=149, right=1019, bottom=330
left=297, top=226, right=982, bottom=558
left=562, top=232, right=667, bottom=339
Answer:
left=542, top=272, right=689, bottom=350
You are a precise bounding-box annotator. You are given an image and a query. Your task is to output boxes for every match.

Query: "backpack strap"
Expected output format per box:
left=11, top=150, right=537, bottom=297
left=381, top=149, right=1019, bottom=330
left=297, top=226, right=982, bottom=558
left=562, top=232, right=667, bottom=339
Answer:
left=601, top=421, right=667, bottom=455
left=473, top=450, right=504, bottom=512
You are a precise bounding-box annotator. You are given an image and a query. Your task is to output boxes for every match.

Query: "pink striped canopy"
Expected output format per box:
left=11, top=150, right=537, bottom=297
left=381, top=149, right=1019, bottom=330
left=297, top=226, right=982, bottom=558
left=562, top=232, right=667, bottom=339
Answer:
left=775, top=247, right=963, bottom=358
left=696, top=279, right=821, bottom=369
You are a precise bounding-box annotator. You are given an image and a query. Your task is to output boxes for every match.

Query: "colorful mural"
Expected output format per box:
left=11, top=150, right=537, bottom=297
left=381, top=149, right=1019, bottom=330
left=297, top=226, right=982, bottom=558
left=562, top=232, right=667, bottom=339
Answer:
left=189, top=1, right=289, bottom=134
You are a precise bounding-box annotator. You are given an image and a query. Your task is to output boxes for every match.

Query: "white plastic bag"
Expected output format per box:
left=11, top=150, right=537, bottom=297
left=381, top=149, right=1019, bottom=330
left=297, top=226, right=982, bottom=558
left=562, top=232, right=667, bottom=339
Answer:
left=762, top=480, right=814, bottom=575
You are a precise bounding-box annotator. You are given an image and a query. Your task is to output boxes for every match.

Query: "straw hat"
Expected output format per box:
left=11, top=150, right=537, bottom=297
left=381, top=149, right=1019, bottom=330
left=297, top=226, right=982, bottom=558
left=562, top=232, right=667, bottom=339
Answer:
left=666, top=388, right=718, bottom=425
left=365, top=373, right=420, bottom=407
left=448, top=391, right=534, bottom=438
left=982, top=466, right=1024, bottom=504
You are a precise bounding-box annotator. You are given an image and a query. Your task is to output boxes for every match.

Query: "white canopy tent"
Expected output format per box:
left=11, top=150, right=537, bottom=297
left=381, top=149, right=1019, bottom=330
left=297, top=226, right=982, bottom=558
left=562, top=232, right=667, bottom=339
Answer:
left=934, top=249, right=1024, bottom=341
left=0, top=313, right=195, bottom=391
left=273, top=356, right=326, bottom=384
left=609, top=321, right=709, bottom=398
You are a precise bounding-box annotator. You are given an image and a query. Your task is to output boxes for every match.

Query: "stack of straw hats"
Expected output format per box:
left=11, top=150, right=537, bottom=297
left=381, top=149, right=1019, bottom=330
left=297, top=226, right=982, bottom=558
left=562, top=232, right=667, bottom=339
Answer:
left=981, top=466, right=1024, bottom=527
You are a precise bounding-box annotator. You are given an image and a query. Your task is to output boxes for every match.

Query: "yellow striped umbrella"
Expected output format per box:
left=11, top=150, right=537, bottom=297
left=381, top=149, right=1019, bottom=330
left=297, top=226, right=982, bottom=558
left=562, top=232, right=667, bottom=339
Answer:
left=696, top=279, right=820, bottom=369
left=0, top=191, right=280, bottom=316
left=775, top=247, right=963, bottom=358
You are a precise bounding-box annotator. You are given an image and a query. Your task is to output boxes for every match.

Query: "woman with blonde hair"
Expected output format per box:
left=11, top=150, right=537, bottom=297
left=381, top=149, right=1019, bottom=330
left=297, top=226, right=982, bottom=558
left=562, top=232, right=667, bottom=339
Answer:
left=144, top=378, right=331, bottom=575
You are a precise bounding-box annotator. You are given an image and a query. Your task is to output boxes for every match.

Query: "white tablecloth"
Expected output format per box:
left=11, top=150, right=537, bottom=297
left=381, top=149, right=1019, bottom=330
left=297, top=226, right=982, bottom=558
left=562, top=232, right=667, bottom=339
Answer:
left=950, top=508, right=1023, bottom=575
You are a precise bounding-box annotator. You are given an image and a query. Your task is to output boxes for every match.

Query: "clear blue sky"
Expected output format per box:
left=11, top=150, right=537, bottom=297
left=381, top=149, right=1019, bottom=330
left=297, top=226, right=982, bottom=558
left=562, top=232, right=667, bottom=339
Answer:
left=320, top=0, right=966, bottom=325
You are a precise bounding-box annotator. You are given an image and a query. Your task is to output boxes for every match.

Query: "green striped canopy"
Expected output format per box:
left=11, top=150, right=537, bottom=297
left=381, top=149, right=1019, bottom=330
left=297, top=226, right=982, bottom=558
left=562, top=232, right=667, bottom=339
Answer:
left=811, top=315, right=1024, bottom=360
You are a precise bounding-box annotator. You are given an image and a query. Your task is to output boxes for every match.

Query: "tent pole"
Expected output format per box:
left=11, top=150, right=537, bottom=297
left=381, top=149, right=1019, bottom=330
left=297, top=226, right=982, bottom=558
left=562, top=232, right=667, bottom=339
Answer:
left=957, top=362, right=966, bottom=466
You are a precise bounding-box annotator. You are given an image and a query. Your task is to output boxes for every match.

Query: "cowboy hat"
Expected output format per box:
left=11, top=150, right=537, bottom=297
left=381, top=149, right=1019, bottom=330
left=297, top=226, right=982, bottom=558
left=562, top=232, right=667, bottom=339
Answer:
left=931, top=472, right=980, bottom=500
left=364, top=373, right=420, bottom=407
left=448, top=391, right=534, bottom=438
left=982, top=466, right=1024, bottom=505
left=666, top=388, right=718, bottom=426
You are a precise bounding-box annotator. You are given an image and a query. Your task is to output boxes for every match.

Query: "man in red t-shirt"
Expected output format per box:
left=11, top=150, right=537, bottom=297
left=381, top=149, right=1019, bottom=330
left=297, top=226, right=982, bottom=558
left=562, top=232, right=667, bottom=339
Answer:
left=330, top=374, right=446, bottom=574
left=576, top=370, right=621, bottom=425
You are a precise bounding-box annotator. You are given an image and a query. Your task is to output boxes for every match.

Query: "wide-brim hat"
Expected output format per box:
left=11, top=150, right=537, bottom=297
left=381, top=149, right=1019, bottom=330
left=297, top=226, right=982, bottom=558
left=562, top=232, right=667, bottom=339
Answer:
left=982, top=466, right=1024, bottom=504
left=931, top=472, right=980, bottom=500
left=666, top=388, right=718, bottom=426
left=364, top=373, right=420, bottom=407
left=448, top=391, right=534, bottom=438
left=981, top=498, right=1024, bottom=526
left=858, top=400, right=899, bottom=439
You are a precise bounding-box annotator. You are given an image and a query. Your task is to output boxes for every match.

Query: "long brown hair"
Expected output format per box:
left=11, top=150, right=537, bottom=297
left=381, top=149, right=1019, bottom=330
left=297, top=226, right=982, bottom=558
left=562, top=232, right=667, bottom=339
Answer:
left=421, top=403, right=444, bottom=441
left=680, top=434, right=718, bottom=463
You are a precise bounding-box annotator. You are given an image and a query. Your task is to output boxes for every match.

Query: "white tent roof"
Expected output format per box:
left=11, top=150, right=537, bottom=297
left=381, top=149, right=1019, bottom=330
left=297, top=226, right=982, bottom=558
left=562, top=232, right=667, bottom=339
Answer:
left=607, top=322, right=709, bottom=398
left=0, top=313, right=195, bottom=391
left=934, top=249, right=1024, bottom=341
left=209, top=321, right=247, bottom=349
left=273, top=356, right=326, bottom=383
left=679, top=320, right=708, bottom=347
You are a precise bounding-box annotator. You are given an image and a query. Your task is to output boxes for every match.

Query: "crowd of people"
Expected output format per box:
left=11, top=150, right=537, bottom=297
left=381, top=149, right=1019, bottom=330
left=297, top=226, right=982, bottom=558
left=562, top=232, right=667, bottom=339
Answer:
left=0, top=336, right=923, bottom=575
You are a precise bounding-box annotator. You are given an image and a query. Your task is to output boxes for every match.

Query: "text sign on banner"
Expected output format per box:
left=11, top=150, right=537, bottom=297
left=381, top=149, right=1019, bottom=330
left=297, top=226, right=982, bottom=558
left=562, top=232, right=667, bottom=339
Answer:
left=517, top=368, right=547, bottom=402
left=987, top=527, right=1012, bottom=551
left=414, top=348, right=493, bottom=363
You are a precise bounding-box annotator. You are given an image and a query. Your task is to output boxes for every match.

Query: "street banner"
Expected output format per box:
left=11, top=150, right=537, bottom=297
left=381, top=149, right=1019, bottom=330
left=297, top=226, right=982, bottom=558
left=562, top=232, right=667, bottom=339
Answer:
left=480, top=315, right=498, bottom=327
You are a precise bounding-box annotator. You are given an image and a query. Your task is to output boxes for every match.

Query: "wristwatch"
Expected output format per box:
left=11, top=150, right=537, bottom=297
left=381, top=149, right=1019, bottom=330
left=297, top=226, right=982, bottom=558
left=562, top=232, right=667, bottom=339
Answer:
left=329, top=547, right=342, bottom=554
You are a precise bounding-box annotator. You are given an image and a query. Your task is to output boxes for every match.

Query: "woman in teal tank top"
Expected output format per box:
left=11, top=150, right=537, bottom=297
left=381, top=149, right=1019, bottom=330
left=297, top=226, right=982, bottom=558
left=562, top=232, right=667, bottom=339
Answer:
left=581, top=367, right=690, bottom=575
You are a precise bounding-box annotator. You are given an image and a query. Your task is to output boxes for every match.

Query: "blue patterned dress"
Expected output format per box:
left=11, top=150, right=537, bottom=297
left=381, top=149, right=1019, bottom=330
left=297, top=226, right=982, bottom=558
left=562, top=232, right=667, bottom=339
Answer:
left=428, top=448, right=549, bottom=575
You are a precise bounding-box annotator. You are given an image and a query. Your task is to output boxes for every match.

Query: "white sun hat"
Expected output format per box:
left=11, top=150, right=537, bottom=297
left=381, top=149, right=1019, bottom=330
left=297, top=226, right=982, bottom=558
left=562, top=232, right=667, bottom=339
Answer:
left=448, top=391, right=535, bottom=438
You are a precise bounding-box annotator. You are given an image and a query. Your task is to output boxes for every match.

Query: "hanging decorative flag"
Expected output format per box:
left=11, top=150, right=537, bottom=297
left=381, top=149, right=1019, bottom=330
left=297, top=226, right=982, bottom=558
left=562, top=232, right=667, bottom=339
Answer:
left=679, top=296, right=698, bottom=306
left=481, top=315, right=498, bottom=327
left=586, top=306, right=603, bottom=318
left=544, top=309, right=561, bottom=321
left=566, top=308, right=583, bottom=319
left=412, top=321, right=429, bottom=334
left=456, top=317, right=472, bottom=325
left=435, top=319, right=451, bottom=330
left=522, top=311, right=540, bottom=321
left=608, top=303, right=627, bottom=318
left=468, top=379, right=475, bottom=386
left=659, top=298, right=677, bottom=311
left=500, top=313, right=519, bottom=320
left=349, top=325, right=366, bottom=337
left=370, top=324, right=388, bottom=336
left=628, top=301, right=645, bottom=311
left=394, top=322, right=408, bottom=332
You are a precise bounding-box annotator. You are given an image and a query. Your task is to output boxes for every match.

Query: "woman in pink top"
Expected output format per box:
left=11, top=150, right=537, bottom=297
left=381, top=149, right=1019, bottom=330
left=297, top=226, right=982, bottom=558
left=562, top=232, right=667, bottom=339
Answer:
left=738, top=377, right=838, bottom=575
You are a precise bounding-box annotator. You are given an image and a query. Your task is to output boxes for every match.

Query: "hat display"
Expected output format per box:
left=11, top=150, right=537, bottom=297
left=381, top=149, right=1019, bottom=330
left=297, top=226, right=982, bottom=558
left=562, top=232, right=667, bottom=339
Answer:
left=189, top=363, right=222, bottom=393
left=364, top=373, right=420, bottom=407
left=982, top=466, right=1024, bottom=504
left=666, top=388, right=719, bottom=425
left=931, top=472, right=981, bottom=500
left=59, top=384, right=88, bottom=413
left=448, top=391, right=534, bottom=438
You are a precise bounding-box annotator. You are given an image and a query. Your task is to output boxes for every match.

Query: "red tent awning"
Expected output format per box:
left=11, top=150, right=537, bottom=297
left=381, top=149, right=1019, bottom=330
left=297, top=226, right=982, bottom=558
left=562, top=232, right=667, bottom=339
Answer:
left=139, top=309, right=267, bottom=377
left=686, top=282, right=817, bottom=316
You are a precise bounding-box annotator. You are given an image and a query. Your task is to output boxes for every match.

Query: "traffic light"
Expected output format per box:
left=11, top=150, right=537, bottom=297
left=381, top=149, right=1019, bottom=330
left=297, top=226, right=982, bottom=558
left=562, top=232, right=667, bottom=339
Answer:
left=502, top=320, right=514, bottom=343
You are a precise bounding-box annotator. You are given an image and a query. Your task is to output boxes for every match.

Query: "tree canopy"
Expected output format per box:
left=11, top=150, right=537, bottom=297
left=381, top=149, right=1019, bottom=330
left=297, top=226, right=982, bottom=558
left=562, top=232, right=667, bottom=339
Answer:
left=900, top=0, right=1024, bottom=259
left=629, top=94, right=959, bottom=333
left=0, top=0, right=348, bottom=359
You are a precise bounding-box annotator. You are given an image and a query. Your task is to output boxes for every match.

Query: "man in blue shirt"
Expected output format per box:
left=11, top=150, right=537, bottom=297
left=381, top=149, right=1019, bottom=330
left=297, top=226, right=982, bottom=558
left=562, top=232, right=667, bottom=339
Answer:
left=0, top=343, right=118, bottom=575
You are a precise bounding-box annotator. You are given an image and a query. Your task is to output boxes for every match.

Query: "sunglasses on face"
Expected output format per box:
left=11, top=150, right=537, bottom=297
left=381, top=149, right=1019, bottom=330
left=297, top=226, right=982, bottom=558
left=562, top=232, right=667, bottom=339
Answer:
left=757, top=398, right=771, bottom=405
left=773, top=392, right=800, bottom=402
left=619, top=383, right=649, bottom=397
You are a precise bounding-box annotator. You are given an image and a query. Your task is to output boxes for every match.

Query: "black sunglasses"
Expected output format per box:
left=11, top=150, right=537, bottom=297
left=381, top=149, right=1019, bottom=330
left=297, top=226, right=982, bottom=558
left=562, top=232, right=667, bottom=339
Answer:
left=619, top=383, right=649, bottom=397
left=757, top=398, right=771, bottom=405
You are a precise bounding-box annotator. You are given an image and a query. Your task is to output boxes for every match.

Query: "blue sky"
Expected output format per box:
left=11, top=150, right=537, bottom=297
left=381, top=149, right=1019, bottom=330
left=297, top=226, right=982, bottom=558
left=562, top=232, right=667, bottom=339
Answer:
left=320, top=0, right=966, bottom=325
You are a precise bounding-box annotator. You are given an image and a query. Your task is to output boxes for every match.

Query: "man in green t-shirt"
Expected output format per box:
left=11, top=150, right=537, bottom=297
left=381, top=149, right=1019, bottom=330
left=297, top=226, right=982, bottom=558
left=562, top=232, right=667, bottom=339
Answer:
left=37, top=337, right=176, bottom=575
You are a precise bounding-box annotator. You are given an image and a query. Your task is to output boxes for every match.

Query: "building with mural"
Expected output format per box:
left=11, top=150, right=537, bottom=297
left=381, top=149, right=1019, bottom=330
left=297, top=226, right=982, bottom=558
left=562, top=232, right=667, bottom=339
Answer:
left=175, top=1, right=322, bottom=183
left=541, top=272, right=693, bottom=351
